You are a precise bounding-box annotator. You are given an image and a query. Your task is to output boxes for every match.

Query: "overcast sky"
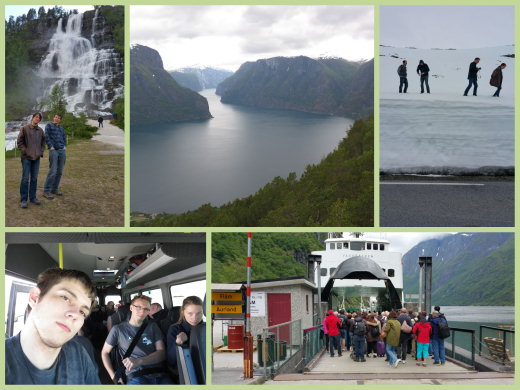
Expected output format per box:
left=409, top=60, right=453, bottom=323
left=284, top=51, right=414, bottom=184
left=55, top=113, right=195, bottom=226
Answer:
left=131, top=5, right=374, bottom=71
left=5, top=5, right=94, bottom=20
left=381, top=6, right=514, bottom=49
left=362, top=232, right=454, bottom=255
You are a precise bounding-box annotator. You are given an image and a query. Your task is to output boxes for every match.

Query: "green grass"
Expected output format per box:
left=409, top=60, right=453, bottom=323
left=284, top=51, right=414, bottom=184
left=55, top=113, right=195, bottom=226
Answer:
left=6, top=139, right=124, bottom=227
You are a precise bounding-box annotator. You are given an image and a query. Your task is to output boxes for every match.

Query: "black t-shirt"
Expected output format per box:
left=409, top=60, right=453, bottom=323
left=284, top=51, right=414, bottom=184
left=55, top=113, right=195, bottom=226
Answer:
left=5, top=333, right=100, bottom=384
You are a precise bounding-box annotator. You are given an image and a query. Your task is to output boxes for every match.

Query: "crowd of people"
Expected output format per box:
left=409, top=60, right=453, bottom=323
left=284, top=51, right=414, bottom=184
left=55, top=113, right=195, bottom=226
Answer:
left=323, top=305, right=450, bottom=368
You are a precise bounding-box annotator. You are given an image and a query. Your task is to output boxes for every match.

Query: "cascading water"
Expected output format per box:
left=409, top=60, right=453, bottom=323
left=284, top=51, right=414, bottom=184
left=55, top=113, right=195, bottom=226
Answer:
left=37, top=9, right=123, bottom=116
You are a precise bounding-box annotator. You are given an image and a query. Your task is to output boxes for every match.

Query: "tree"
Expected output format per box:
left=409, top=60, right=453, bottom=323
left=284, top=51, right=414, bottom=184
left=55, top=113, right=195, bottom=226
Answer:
left=27, top=8, right=36, bottom=21
left=47, top=84, right=67, bottom=119
left=38, top=7, right=46, bottom=19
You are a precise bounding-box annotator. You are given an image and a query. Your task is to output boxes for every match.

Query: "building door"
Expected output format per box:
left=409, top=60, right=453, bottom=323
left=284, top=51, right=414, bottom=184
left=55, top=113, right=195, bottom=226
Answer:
left=267, top=293, right=291, bottom=343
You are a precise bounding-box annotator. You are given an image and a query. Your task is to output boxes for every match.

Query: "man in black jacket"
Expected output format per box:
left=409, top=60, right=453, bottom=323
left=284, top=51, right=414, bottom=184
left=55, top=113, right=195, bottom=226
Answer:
left=397, top=60, right=408, bottom=93
left=417, top=60, right=430, bottom=94
left=463, top=57, right=481, bottom=96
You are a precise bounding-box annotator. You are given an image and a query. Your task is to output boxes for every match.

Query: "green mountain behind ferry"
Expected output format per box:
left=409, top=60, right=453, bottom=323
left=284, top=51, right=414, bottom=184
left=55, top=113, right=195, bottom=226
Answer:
left=212, top=233, right=324, bottom=283
left=403, top=233, right=514, bottom=306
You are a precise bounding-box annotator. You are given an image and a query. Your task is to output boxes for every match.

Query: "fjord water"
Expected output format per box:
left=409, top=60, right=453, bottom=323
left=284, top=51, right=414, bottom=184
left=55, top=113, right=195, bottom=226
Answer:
left=131, top=89, right=352, bottom=214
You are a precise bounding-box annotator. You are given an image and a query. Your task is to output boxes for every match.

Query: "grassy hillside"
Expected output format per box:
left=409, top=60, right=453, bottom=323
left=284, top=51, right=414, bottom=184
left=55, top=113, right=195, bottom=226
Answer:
left=212, top=233, right=322, bottom=283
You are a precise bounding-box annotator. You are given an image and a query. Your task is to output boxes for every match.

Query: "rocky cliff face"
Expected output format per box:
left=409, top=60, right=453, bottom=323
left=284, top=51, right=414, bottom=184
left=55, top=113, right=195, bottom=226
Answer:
left=130, top=44, right=212, bottom=126
left=216, top=56, right=373, bottom=118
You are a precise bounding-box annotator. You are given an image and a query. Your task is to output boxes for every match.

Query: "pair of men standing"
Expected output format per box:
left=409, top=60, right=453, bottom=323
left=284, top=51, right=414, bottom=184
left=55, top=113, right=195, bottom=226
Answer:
left=397, top=59, right=430, bottom=94
left=17, top=113, right=67, bottom=208
left=463, top=57, right=507, bottom=97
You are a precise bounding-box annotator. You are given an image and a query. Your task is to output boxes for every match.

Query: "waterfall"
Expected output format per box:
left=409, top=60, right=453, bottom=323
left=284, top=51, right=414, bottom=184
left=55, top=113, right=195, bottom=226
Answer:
left=37, top=9, right=123, bottom=116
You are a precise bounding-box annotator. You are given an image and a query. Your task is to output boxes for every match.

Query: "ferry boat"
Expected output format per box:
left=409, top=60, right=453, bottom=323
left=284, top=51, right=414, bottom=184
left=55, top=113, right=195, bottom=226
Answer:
left=311, top=232, right=403, bottom=309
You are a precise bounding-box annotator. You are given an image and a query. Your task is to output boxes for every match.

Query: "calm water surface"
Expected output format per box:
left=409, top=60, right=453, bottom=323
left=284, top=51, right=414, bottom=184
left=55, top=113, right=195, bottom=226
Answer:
left=131, top=89, right=352, bottom=213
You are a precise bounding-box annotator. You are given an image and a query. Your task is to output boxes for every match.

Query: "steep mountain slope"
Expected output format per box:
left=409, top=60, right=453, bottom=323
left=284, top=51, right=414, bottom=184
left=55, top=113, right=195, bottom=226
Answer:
left=130, top=44, right=212, bottom=126
left=216, top=56, right=373, bottom=119
left=403, top=233, right=514, bottom=305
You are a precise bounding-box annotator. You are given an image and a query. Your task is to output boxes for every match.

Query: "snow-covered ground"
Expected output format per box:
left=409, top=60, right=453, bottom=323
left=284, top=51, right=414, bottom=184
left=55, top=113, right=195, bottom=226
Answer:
left=380, top=45, right=514, bottom=173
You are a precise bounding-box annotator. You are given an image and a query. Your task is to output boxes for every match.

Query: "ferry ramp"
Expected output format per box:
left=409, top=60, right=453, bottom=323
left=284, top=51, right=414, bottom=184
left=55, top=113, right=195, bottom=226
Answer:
left=266, top=350, right=514, bottom=385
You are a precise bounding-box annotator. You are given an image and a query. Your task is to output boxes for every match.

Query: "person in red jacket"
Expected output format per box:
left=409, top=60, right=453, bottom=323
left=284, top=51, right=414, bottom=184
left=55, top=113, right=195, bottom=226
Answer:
left=412, top=315, right=432, bottom=367
left=324, top=310, right=342, bottom=357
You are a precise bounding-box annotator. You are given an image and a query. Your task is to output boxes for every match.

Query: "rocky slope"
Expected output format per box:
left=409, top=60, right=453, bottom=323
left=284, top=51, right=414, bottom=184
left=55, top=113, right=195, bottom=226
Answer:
left=130, top=44, right=212, bottom=126
left=216, top=56, right=373, bottom=118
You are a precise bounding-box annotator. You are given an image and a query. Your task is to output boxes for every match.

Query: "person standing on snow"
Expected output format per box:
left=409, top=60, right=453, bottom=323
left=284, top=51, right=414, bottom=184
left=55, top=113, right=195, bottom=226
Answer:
left=416, top=60, right=430, bottom=94
left=463, top=57, right=481, bottom=96
left=490, top=63, right=507, bottom=97
left=397, top=60, right=408, bottom=93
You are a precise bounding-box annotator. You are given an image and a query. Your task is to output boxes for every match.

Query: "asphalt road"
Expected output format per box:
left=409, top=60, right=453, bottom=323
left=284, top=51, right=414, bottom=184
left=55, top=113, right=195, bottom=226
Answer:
left=379, top=179, right=514, bottom=227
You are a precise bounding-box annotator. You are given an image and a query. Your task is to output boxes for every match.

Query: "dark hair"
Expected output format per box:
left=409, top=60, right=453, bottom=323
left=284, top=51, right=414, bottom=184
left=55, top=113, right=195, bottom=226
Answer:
left=176, top=295, right=203, bottom=324
left=32, top=112, right=42, bottom=120
left=36, top=268, right=97, bottom=309
left=389, top=310, right=398, bottom=319
left=474, top=57, right=480, bottom=61
left=434, top=306, right=440, bottom=311
left=53, top=113, right=62, bottom=119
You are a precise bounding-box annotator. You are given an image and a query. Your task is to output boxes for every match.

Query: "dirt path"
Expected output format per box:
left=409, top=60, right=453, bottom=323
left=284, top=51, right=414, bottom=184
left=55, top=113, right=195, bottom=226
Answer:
left=6, top=139, right=124, bottom=227
left=88, top=119, right=125, bottom=148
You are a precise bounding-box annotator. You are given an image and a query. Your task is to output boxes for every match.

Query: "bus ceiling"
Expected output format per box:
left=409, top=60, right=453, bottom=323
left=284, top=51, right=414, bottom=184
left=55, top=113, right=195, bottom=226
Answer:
left=5, top=233, right=206, bottom=287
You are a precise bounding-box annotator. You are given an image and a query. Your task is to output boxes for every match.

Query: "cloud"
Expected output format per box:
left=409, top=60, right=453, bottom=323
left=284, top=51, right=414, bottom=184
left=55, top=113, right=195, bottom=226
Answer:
left=131, top=5, right=374, bottom=70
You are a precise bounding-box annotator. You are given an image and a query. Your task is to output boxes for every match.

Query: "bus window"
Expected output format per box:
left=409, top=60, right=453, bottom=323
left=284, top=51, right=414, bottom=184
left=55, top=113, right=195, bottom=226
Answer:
left=140, top=287, right=164, bottom=307
left=170, top=280, right=206, bottom=306
left=104, top=294, right=121, bottom=306
left=5, top=275, right=35, bottom=338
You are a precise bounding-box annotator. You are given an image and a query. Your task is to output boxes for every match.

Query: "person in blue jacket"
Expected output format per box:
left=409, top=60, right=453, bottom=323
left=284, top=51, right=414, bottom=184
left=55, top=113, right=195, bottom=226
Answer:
left=167, top=296, right=204, bottom=367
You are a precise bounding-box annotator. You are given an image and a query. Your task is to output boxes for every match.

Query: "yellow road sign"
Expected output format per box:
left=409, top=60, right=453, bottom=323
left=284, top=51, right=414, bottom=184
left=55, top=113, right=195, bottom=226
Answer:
left=212, top=292, right=242, bottom=301
left=211, top=305, right=243, bottom=314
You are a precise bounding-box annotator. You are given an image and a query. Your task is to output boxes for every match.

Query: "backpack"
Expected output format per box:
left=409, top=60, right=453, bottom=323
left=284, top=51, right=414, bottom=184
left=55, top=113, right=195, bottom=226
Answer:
left=370, top=325, right=380, bottom=338
left=437, top=318, right=450, bottom=339
left=353, top=320, right=366, bottom=336
left=401, top=319, right=412, bottom=333
left=339, top=316, right=348, bottom=330
left=397, top=65, right=406, bottom=77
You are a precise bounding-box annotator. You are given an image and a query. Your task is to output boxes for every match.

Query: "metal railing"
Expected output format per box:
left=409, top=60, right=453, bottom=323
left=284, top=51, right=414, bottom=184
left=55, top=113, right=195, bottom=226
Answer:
left=445, top=327, right=476, bottom=368
left=478, top=325, right=515, bottom=365
left=259, top=319, right=302, bottom=379
left=303, top=324, right=325, bottom=367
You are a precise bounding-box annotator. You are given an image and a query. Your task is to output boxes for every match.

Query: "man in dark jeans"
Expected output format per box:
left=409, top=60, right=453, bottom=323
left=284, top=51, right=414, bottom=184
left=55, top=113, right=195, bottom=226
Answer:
left=397, top=60, right=408, bottom=93
left=463, top=57, right=481, bottom=96
left=17, top=112, right=45, bottom=208
left=43, top=113, right=67, bottom=199
left=416, top=60, right=430, bottom=93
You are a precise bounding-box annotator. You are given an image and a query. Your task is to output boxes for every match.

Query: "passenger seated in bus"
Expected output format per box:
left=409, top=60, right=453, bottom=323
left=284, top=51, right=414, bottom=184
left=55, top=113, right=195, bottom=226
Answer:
left=101, top=295, right=173, bottom=385
left=5, top=268, right=100, bottom=384
left=166, top=296, right=204, bottom=366
left=107, top=301, right=131, bottom=331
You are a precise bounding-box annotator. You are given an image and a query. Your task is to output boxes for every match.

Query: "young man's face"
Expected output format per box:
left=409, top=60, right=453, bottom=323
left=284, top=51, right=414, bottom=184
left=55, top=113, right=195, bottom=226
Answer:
left=130, top=298, right=151, bottom=322
left=32, top=115, right=41, bottom=126
left=53, top=115, right=61, bottom=124
left=30, top=279, right=92, bottom=348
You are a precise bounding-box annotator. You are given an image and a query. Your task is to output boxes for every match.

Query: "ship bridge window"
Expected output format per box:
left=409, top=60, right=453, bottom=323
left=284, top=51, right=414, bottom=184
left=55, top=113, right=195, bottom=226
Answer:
left=388, top=269, right=395, bottom=277
left=330, top=243, right=335, bottom=250
left=343, top=242, right=348, bottom=249
left=329, top=267, right=336, bottom=275
left=380, top=244, right=385, bottom=251
left=320, top=268, right=328, bottom=276
left=373, top=243, right=378, bottom=250
left=350, top=242, right=365, bottom=251
left=367, top=243, right=372, bottom=250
